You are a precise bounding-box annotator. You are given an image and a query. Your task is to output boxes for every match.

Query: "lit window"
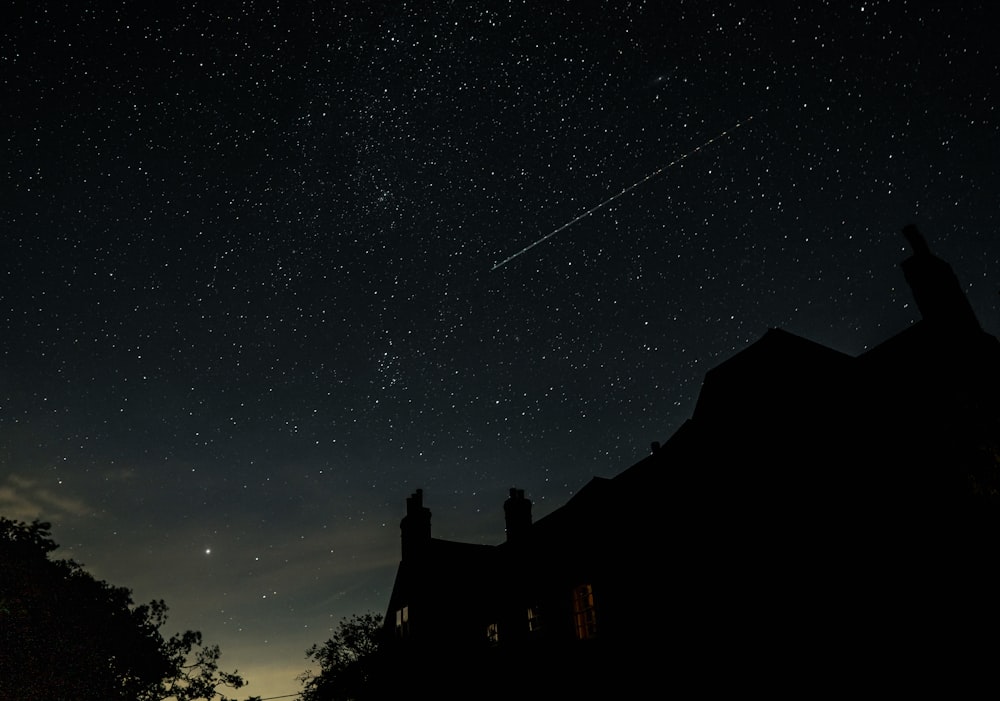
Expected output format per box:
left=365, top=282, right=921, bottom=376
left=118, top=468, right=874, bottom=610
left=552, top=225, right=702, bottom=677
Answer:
left=395, top=605, right=409, bottom=638
left=487, top=622, right=499, bottom=644
left=572, top=584, right=597, bottom=640
left=527, top=606, right=542, bottom=633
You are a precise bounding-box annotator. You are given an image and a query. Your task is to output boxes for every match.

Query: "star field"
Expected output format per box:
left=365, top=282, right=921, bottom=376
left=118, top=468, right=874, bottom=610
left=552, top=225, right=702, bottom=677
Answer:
left=3, top=2, right=999, bottom=697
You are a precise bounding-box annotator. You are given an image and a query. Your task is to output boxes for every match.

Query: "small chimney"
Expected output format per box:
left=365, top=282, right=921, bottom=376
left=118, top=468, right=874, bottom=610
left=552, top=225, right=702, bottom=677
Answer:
left=400, top=489, right=431, bottom=560
left=504, top=488, right=532, bottom=543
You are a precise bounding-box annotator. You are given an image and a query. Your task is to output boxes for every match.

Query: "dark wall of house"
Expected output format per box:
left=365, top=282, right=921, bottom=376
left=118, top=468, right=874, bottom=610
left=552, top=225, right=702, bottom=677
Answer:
left=378, top=232, right=1000, bottom=698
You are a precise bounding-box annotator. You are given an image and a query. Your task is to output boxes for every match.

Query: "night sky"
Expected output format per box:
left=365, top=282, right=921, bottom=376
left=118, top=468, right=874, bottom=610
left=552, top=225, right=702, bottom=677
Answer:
left=3, top=2, right=999, bottom=697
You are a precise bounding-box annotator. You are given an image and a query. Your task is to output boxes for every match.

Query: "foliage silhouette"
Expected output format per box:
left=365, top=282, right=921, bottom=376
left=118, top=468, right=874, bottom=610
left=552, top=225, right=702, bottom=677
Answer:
left=298, top=612, right=384, bottom=701
left=0, top=517, right=260, bottom=701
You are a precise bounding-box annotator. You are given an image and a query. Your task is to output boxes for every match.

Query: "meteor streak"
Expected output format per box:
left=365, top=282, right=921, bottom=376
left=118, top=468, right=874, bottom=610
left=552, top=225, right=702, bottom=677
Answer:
left=491, top=114, right=757, bottom=271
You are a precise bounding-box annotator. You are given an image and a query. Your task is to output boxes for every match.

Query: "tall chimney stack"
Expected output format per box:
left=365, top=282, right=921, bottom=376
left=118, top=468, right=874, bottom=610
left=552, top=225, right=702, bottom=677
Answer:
left=400, top=489, right=431, bottom=560
left=504, top=488, right=533, bottom=543
left=901, top=225, right=981, bottom=333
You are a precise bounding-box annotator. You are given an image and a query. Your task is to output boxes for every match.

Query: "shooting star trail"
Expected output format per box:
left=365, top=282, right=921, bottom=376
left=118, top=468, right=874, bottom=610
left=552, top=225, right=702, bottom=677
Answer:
left=491, top=113, right=757, bottom=271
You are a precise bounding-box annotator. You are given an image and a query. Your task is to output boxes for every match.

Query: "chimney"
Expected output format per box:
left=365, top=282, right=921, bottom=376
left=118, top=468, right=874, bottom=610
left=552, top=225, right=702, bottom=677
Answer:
left=400, top=489, right=431, bottom=560
left=901, top=225, right=981, bottom=333
left=504, top=488, right=532, bottom=543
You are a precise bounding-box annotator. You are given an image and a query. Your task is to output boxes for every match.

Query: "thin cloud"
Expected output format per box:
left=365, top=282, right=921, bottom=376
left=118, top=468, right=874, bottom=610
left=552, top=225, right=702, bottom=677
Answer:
left=0, top=474, right=91, bottom=521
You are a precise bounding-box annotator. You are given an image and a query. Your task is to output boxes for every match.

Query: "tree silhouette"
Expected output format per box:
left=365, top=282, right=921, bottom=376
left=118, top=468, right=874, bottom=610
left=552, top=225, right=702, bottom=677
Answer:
left=298, top=612, right=384, bottom=701
left=0, top=517, right=260, bottom=701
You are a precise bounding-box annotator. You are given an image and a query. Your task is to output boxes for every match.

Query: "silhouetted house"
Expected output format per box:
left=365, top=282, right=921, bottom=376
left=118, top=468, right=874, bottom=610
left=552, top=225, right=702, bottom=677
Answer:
left=380, top=228, right=1000, bottom=698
